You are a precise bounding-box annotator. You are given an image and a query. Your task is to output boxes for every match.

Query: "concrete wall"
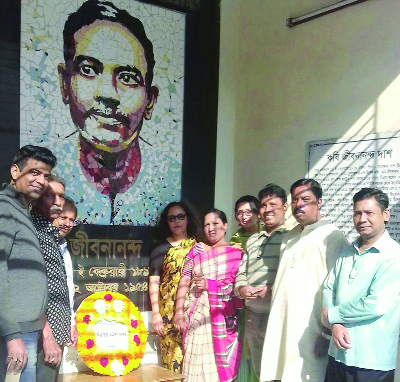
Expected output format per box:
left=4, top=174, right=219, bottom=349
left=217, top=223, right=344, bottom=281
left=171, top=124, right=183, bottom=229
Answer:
left=216, top=0, right=400, bottom=232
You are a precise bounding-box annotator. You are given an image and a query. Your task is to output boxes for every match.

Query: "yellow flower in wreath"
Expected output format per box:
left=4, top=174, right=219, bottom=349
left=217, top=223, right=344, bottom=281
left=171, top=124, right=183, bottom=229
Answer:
left=76, top=291, right=147, bottom=376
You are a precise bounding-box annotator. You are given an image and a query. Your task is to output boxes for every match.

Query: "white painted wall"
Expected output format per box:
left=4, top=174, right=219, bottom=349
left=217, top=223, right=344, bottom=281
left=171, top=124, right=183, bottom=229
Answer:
left=216, top=0, right=400, bottom=234
left=215, top=0, right=240, bottom=231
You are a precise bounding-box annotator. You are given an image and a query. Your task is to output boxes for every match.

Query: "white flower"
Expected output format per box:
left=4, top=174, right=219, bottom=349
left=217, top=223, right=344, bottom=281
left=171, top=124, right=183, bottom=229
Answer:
left=110, top=359, right=124, bottom=376
left=113, top=299, right=124, bottom=313
left=94, top=299, right=106, bottom=315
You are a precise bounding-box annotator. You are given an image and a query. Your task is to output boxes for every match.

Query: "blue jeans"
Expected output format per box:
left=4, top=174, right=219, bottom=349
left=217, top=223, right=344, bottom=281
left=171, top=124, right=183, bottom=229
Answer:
left=0, top=331, right=39, bottom=382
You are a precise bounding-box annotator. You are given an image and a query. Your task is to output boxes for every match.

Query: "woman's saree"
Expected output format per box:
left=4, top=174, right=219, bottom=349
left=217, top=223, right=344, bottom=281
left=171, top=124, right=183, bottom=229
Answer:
left=181, top=243, right=243, bottom=382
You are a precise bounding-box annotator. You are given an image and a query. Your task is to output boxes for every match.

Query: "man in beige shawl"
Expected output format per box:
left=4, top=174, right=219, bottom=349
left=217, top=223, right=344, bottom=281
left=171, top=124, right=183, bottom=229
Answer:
left=260, top=179, right=348, bottom=382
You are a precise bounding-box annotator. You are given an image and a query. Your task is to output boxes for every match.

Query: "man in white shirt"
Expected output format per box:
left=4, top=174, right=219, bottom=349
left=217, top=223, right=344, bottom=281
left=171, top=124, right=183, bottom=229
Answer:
left=260, top=179, right=348, bottom=382
left=53, top=197, right=78, bottom=347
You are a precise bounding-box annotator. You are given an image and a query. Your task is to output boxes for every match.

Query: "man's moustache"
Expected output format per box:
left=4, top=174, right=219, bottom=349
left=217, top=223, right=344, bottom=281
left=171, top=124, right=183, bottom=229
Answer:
left=50, top=206, right=63, bottom=212
left=84, top=109, right=129, bottom=125
left=294, top=208, right=304, bottom=214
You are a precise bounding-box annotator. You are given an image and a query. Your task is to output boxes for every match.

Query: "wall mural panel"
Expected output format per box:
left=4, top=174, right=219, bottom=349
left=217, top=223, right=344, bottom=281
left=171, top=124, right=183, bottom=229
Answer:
left=21, top=0, right=187, bottom=315
left=21, top=0, right=185, bottom=226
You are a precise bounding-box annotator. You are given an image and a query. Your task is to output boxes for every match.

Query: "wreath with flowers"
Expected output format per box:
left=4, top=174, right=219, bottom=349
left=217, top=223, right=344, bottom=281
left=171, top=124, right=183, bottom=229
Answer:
left=76, top=291, right=147, bottom=376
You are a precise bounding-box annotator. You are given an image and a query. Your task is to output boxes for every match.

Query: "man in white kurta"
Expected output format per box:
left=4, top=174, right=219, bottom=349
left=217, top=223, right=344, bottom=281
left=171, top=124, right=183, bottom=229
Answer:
left=260, top=179, right=348, bottom=382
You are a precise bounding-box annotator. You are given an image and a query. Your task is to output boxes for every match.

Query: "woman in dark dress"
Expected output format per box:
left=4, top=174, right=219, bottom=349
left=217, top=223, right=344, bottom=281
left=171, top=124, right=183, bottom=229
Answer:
left=149, top=202, right=197, bottom=372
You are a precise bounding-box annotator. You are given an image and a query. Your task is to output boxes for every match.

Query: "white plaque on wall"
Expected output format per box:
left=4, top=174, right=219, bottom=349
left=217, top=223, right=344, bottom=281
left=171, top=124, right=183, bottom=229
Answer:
left=307, top=131, right=400, bottom=242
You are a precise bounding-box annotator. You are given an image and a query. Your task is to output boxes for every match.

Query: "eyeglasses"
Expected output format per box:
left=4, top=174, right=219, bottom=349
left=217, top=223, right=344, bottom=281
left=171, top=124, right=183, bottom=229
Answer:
left=236, top=210, right=254, bottom=218
left=58, top=216, right=76, bottom=226
left=168, top=213, right=186, bottom=222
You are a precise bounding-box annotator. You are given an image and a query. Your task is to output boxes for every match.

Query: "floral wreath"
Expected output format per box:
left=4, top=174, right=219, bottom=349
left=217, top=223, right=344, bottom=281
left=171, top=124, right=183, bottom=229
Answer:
left=76, top=291, right=147, bottom=376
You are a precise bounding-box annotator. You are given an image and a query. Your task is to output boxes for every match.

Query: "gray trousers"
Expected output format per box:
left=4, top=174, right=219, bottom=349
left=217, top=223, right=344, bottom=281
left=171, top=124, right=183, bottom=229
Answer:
left=245, top=309, right=269, bottom=378
left=36, top=335, right=63, bottom=382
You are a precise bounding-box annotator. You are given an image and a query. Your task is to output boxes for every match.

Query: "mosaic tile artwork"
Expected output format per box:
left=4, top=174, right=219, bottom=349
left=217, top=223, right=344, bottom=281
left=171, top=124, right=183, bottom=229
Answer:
left=21, top=0, right=185, bottom=225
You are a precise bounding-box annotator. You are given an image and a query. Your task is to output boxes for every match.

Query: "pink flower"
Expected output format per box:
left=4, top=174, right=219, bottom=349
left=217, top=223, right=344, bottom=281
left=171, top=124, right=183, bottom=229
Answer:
left=131, top=320, right=138, bottom=329
left=104, top=294, right=113, bottom=301
left=122, top=357, right=129, bottom=366
left=134, top=335, right=140, bottom=346
left=100, top=357, right=109, bottom=367
left=86, top=339, right=94, bottom=349
left=83, top=315, right=91, bottom=324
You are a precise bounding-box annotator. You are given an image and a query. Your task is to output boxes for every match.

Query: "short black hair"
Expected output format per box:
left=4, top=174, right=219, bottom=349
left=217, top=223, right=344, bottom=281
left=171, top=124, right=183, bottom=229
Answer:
left=63, top=0, right=155, bottom=91
left=203, top=208, right=228, bottom=225
left=234, top=195, right=260, bottom=214
left=13, top=145, right=57, bottom=171
left=353, top=188, right=389, bottom=211
left=290, top=178, right=322, bottom=200
left=159, top=201, right=197, bottom=238
left=258, top=183, right=287, bottom=204
left=63, top=196, right=78, bottom=218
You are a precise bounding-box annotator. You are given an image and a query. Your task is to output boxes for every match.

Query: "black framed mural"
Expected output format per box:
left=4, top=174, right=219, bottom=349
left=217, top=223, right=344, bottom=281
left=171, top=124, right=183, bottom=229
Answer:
left=1, top=0, right=220, bottom=312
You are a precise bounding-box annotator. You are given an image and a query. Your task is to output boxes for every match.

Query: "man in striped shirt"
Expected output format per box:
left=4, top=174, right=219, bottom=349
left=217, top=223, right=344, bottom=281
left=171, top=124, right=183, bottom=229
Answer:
left=234, top=183, right=288, bottom=379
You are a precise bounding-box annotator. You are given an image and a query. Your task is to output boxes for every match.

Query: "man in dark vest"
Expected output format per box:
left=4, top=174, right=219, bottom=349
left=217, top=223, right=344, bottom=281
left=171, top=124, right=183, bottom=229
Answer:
left=31, top=175, right=71, bottom=382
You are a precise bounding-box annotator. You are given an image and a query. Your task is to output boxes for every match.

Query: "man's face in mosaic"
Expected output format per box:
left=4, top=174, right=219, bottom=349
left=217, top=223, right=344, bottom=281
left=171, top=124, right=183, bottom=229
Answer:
left=58, top=20, right=158, bottom=153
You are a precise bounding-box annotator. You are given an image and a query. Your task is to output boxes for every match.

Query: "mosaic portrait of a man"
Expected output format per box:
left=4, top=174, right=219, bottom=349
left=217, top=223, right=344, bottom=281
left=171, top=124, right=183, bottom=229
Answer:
left=21, top=0, right=185, bottom=225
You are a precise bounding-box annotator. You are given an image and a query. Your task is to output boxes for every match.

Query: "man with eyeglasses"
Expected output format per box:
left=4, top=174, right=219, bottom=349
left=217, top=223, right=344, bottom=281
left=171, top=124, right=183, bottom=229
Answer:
left=234, top=184, right=288, bottom=379
left=53, top=197, right=79, bottom=351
